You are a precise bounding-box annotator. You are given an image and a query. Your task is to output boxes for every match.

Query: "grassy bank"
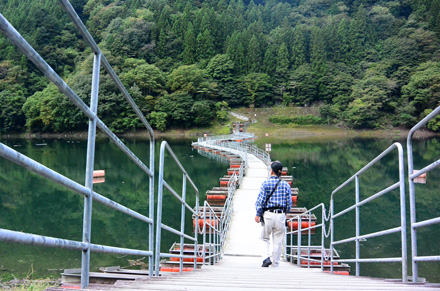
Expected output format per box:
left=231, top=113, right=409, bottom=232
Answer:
left=0, top=278, right=60, bottom=291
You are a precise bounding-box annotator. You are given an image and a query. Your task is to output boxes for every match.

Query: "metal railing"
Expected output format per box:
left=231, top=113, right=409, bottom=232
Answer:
left=197, top=133, right=255, bottom=143
left=155, top=141, right=199, bottom=275
left=286, top=204, right=327, bottom=270
left=219, top=168, right=240, bottom=251
left=407, top=105, right=440, bottom=283
left=202, top=201, right=222, bottom=265
left=0, top=1, right=156, bottom=288
left=330, top=142, right=407, bottom=282
left=193, top=147, right=244, bottom=263
left=200, top=172, right=241, bottom=266
left=192, top=138, right=248, bottom=264
left=210, top=140, right=271, bottom=166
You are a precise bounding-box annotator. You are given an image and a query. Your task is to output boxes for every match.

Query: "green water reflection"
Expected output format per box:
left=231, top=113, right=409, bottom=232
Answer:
left=0, top=137, right=439, bottom=283
left=0, top=138, right=227, bottom=280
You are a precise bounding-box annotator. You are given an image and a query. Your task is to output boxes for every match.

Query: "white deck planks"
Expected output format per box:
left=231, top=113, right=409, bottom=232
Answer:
left=223, top=153, right=268, bottom=257
left=82, top=256, right=437, bottom=290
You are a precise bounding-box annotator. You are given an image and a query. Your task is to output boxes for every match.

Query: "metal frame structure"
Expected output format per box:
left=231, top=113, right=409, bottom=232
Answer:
left=330, top=143, right=407, bottom=282
left=202, top=200, right=222, bottom=265
left=192, top=138, right=256, bottom=264
left=197, top=133, right=255, bottom=143
left=286, top=203, right=327, bottom=270
left=210, top=139, right=270, bottom=166
left=407, top=105, right=440, bottom=283
left=155, top=141, right=200, bottom=276
left=0, top=1, right=155, bottom=288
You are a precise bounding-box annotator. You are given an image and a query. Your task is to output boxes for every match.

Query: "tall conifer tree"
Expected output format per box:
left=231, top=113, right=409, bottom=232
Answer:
left=183, top=22, right=196, bottom=64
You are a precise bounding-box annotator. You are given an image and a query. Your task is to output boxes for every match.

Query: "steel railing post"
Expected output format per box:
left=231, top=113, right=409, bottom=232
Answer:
left=195, top=185, right=199, bottom=272
left=180, top=174, right=187, bottom=273
left=148, top=138, right=154, bottom=277
left=81, top=52, right=101, bottom=289
left=203, top=203, right=207, bottom=265
left=321, top=206, right=325, bottom=271
left=209, top=211, right=212, bottom=265
left=407, top=137, right=418, bottom=283
left=297, top=216, right=302, bottom=266
left=397, top=143, right=408, bottom=283
left=355, top=175, right=360, bottom=276
left=330, top=198, right=334, bottom=274
left=154, top=142, right=166, bottom=276
left=290, top=223, right=293, bottom=263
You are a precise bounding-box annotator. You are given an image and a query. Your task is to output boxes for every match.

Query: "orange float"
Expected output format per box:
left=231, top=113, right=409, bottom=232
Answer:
left=160, top=267, right=194, bottom=272
left=220, top=181, right=228, bottom=186
left=301, top=261, right=337, bottom=266
left=193, top=219, right=218, bottom=228
left=287, top=221, right=316, bottom=230
left=207, top=195, right=226, bottom=200
left=170, top=257, right=204, bottom=263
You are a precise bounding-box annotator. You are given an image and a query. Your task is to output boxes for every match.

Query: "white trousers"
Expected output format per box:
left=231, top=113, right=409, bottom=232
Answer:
left=260, top=211, right=286, bottom=267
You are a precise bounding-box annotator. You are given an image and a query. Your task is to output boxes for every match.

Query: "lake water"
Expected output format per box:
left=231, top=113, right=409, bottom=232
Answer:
left=0, top=136, right=439, bottom=282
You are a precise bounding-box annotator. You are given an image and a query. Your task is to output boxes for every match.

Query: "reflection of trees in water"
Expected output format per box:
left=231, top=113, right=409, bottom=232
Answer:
left=270, top=137, right=440, bottom=282
left=0, top=138, right=227, bottom=279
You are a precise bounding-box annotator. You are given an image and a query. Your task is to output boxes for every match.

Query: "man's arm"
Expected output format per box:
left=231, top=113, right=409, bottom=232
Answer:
left=285, top=183, right=292, bottom=212
left=255, top=181, right=266, bottom=222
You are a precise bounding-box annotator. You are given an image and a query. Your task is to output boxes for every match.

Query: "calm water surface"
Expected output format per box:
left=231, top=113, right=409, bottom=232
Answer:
left=0, top=137, right=439, bottom=282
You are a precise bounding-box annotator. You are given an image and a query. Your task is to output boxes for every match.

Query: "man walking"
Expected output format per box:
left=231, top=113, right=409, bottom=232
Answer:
left=255, top=160, right=292, bottom=267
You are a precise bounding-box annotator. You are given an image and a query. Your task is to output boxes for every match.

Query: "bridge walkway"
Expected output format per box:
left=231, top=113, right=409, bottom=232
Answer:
left=73, top=147, right=438, bottom=290
left=99, top=256, right=430, bottom=290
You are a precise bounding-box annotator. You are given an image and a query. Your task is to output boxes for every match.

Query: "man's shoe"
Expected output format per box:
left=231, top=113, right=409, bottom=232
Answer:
left=262, top=257, right=272, bottom=267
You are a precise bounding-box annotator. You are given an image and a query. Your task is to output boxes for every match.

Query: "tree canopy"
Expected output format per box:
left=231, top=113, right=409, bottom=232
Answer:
left=0, top=0, right=440, bottom=132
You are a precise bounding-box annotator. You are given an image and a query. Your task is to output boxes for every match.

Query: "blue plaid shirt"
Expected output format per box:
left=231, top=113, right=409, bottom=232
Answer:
left=256, top=176, right=292, bottom=216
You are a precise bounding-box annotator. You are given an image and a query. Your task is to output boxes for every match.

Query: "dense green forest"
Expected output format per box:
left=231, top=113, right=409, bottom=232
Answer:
left=0, top=0, right=439, bottom=133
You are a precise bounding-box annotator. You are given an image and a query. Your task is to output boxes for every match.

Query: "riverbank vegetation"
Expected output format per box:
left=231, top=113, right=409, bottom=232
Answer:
left=1, top=0, right=439, bottom=134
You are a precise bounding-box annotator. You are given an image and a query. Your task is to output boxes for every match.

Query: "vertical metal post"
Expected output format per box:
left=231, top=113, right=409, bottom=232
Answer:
left=209, top=211, right=212, bottom=265
left=355, top=176, right=360, bottom=276
left=194, top=191, right=199, bottom=271
left=321, top=206, right=325, bottom=271
left=297, top=216, right=302, bottom=266
left=214, top=212, right=217, bottom=264
left=290, top=223, right=293, bottom=263
left=397, top=144, right=408, bottom=283
left=330, top=198, right=334, bottom=274
left=154, top=142, right=166, bottom=276
left=407, top=138, right=418, bottom=283
left=148, top=138, right=154, bottom=276
left=180, top=174, right=187, bottom=273
left=81, top=52, right=101, bottom=289
left=308, top=215, right=311, bottom=268
left=203, top=204, right=207, bottom=265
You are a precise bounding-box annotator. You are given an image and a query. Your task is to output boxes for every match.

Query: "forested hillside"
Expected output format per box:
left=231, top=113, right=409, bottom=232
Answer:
left=0, top=0, right=439, bottom=133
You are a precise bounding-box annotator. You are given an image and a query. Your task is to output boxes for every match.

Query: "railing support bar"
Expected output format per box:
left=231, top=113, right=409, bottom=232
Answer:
left=355, top=176, right=360, bottom=276
left=180, top=174, right=187, bottom=273
left=81, top=52, right=101, bottom=289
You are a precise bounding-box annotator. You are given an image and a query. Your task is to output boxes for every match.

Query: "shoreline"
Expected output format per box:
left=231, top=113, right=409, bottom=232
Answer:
left=0, top=125, right=439, bottom=142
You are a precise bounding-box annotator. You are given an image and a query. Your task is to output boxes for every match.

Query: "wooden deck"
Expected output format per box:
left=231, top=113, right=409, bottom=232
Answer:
left=51, top=146, right=439, bottom=290
left=67, top=256, right=437, bottom=290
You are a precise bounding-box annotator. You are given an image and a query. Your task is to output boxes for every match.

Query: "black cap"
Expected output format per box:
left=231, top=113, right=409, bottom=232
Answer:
left=271, top=160, right=283, bottom=176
